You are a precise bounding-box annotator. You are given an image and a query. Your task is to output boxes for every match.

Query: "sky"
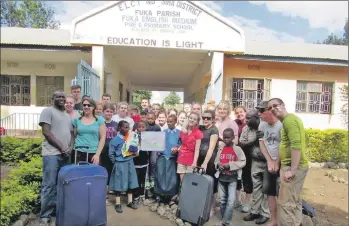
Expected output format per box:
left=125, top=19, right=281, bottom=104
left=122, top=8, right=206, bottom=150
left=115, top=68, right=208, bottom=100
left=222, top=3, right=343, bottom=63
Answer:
left=47, top=1, right=348, bottom=103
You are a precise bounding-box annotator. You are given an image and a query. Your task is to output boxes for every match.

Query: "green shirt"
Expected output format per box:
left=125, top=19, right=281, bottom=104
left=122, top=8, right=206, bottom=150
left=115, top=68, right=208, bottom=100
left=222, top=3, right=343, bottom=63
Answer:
left=279, top=113, right=308, bottom=168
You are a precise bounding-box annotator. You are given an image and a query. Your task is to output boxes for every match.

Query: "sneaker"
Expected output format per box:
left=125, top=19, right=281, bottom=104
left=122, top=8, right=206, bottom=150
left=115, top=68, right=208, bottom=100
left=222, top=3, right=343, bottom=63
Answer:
left=234, top=200, right=242, bottom=209
left=114, top=204, right=123, bottom=213
left=241, top=204, right=250, bottom=213
left=127, top=201, right=138, bottom=209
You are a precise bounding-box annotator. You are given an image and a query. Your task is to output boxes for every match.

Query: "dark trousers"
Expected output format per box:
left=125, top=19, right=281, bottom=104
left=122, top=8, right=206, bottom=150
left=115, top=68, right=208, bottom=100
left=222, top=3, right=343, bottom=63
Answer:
left=134, top=167, right=147, bottom=199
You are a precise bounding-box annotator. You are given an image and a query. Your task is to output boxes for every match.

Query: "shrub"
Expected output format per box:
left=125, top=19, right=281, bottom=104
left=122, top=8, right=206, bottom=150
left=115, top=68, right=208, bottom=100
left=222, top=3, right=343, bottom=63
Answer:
left=0, top=157, right=42, bottom=226
left=305, top=129, right=348, bottom=163
left=0, top=136, right=42, bottom=164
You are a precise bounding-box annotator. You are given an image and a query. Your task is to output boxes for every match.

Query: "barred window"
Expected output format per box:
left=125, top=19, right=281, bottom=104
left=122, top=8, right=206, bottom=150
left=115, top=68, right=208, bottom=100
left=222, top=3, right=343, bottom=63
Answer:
left=229, top=78, right=270, bottom=110
left=295, top=81, right=333, bottom=114
left=37, top=76, right=64, bottom=106
left=0, top=75, right=31, bottom=106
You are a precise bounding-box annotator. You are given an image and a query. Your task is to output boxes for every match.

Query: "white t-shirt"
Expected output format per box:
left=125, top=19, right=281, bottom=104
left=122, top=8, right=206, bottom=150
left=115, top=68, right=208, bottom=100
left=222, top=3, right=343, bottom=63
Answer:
left=111, top=114, right=134, bottom=130
left=258, top=121, right=283, bottom=160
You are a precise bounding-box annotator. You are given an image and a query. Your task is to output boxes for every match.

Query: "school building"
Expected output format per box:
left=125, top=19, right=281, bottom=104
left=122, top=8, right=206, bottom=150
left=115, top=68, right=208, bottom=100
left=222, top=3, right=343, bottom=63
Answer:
left=0, top=1, right=348, bottom=136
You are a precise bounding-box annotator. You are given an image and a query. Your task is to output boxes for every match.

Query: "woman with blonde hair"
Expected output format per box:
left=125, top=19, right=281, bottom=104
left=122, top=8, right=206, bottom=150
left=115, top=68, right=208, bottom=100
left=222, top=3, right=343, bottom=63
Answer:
left=112, top=102, right=135, bottom=129
left=65, top=94, right=80, bottom=118
left=215, top=101, right=239, bottom=146
left=95, top=101, right=104, bottom=117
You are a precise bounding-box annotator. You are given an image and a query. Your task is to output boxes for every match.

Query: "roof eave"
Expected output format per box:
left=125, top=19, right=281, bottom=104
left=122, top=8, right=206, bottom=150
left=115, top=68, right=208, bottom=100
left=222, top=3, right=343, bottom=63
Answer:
left=225, top=54, right=348, bottom=67
left=0, top=43, right=92, bottom=52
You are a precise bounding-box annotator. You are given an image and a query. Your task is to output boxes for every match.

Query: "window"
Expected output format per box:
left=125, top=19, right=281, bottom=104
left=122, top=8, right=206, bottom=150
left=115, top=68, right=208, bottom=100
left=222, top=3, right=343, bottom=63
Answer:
left=0, top=75, right=31, bottom=106
left=295, top=81, right=333, bottom=114
left=229, top=78, right=270, bottom=110
left=126, top=90, right=130, bottom=104
left=37, top=76, right=64, bottom=106
left=119, top=82, right=123, bottom=101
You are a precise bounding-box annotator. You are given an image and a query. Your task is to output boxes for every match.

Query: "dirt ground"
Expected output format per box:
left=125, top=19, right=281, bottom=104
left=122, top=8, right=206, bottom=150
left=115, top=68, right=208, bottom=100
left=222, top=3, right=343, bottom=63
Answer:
left=9, top=166, right=349, bottom=226
left=302, top=168, right=348, bottom=226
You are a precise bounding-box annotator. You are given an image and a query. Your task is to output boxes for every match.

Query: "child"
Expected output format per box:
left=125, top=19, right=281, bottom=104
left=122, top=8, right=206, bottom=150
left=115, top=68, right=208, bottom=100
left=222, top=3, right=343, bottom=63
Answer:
left=133, top=120, right=150, bottom=207
left=176, top=112, right=203, bottom=181
left=140, top=111, right=147, bottom=121
left=129, top=104, right=142, bottom=124
left=145, top=112, right=161, bottom=199
left=214, top=128, right=246, bottom=226
left=157, top=111, right=168, bottom=131
left=100, top=103, right=118, bottom=203
left=155, top=115, right=181, bottom=204
left=109, top=120, right=139, bottom=213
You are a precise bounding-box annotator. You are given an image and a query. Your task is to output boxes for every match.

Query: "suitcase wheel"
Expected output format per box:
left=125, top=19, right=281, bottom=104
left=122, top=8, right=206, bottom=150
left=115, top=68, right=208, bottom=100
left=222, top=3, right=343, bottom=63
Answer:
left=197, top=216, right=204, bottom=226
left=176, top=208, right=180, bottom=218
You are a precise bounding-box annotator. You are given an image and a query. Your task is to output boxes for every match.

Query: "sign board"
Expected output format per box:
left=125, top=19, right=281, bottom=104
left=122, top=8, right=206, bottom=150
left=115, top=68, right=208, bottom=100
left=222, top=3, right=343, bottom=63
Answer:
left=71, top=1, right=245, bottom=53
left=140, top=131, right=166, bottom=151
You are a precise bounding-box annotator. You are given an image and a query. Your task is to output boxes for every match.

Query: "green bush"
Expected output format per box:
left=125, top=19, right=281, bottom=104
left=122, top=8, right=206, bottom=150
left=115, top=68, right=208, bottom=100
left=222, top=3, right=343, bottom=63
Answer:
left=0, top=136, right=42, bottom=164
left=1, top=157, right=42, bottom=226
left=305, top=129, right=348, bottom=163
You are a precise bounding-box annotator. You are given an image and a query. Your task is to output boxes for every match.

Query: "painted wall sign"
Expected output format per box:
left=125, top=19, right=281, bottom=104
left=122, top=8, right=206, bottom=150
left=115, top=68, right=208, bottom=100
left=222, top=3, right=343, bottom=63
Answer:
left=71, top=1, right=245, bottom=53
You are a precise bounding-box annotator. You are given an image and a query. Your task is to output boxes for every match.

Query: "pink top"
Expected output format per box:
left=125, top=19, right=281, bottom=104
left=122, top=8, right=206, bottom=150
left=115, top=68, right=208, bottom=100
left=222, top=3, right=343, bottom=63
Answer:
left=215, top=117, right=239, bottom=148
left=177, top=127, right=203, bottom=165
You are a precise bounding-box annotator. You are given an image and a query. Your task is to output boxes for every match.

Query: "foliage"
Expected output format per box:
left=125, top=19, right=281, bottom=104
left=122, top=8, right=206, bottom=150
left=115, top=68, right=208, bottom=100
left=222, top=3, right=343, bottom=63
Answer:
left=1, top=157, right=42, bottom=226
left=0, top=136, right=42, bottom=164
left=1, top=0, right=60, bottom=29
left=132, top=90, right=152, bottom=110
left=317, top=18, right=348, bottom=45
left=339, top=85, right=348, bottom=126
left=163, top=91, right=181, bottom=106
left=305, top=129, right=348, bottom=163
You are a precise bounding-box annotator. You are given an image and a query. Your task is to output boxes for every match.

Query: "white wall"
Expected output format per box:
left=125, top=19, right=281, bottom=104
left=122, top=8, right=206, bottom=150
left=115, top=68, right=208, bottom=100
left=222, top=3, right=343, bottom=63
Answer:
left=210, top=52, right=224, bottom=104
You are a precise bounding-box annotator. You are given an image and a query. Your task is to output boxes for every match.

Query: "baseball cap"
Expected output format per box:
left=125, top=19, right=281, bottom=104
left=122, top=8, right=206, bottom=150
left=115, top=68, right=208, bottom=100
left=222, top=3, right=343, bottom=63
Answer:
left=255, top=101, right=269, bottom=109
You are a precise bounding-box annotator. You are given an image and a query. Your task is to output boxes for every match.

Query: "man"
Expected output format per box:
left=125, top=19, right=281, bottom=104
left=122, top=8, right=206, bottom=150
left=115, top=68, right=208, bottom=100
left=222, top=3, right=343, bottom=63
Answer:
left=102, top=93, right=112, bottom=104
left=268, top=98, right=309, bottom=226
left=141, top=98, right=150, bottom=113
left=39, top=91, right=74, bottom=225
left=241, top=107, right=270, bottom=225
left=192, top=102, right=203, bottom=125
left=71, top=85, right=82, bottom=111
left=183, top=103, right=191, bottom=115
left=257, top=101, right=283, bottom=226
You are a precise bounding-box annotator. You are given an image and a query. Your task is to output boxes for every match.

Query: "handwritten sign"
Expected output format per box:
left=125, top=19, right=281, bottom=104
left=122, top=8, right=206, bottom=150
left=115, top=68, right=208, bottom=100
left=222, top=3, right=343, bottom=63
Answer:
left=140, top=131, right=166, bottom=151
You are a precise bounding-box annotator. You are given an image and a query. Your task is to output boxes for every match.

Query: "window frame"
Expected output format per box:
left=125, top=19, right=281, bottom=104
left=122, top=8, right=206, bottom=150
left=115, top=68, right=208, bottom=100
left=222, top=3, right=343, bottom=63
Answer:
left=0, top=74, right=31, bottom=106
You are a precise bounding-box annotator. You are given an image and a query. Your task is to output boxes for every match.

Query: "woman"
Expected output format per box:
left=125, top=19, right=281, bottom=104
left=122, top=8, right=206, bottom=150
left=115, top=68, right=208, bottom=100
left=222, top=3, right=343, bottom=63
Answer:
left=65, top=95, right=79, bottom=119
left=72, top=97, right=106, bottom=164
left=176, top=111, right=187, bottom=130
left=152, top=103, right=161, bottom=118
left=112, top=102, right=135, bottom=129
left=157, top=111, right=168, bottom=131
left=198, top=110, right=219, bottom=217
left=215, top=101, right=239, bottom=148
left=233, top=106, right=252, bottom=212
left=176, top=112, right=203, bottom=181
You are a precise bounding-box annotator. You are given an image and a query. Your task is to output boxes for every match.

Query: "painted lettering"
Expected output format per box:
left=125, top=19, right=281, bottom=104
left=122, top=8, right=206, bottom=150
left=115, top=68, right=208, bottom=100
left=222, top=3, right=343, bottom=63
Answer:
left=161, top=1, right=175, bottom=6
left=118, top=1, right=140, bottom=11
left=142, top=16, right=169, bottom=23
left=176, top=41, right=203, bottom=49
left=162, top=40, right=170, bottom=47
left=176, top=1, right=202, bottom=17
left=156, top=10, right=181, bottom=17
left=107, top=37, right=157, bottom=47
left=135, top=10, right=152, bottom=16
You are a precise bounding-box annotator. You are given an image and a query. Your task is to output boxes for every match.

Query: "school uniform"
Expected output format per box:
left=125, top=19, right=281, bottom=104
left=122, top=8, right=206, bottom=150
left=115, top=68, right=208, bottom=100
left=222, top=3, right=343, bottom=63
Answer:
left=109, top=134, right=139, bottom=192
left=133, top=140, right=149, bottom=200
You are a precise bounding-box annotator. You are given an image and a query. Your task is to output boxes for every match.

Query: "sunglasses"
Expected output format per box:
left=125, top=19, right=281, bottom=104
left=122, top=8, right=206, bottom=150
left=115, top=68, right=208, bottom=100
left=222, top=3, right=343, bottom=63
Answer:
left=83, top=104, right=92, bottom=107
left=259, top=108, right=266, bottom=113
left=202, top=116, right=212, bottom=120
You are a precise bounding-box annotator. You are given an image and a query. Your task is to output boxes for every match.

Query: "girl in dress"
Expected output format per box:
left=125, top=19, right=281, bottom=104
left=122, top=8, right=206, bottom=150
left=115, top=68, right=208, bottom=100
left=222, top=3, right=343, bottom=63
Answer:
left=109, top=120, right=139, bottom=213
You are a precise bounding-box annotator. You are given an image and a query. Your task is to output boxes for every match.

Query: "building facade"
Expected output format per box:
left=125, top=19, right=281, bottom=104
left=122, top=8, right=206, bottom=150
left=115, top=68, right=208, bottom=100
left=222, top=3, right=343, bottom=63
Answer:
left=0, top=1, right=348, bottom=133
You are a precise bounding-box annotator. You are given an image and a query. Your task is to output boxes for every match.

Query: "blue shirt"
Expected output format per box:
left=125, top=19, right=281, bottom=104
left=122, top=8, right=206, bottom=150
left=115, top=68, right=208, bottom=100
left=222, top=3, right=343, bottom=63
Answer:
left=161, top=128, right=181, bottom=159
left=73, top=116, right=104, bottom=153
left=109, top=133, right=134, bottom=163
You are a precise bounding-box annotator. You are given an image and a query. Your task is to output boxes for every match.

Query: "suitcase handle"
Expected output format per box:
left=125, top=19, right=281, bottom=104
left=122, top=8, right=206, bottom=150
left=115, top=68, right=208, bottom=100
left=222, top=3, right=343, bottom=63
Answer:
left=77, top=161, right=90, bottom=166
left=193, top=166, right=206, bottom=174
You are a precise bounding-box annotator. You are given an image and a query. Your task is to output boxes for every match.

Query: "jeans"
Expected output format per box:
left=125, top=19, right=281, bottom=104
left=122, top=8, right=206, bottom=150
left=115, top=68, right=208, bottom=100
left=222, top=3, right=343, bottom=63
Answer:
left=218, top=180, right=237, bottom=226
left=40, top=155, right=68, bottom=219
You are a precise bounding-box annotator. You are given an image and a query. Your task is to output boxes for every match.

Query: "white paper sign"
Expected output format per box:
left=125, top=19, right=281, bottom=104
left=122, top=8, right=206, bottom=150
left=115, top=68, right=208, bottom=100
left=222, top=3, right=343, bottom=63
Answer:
left=140, top=131, right=166, bottom=151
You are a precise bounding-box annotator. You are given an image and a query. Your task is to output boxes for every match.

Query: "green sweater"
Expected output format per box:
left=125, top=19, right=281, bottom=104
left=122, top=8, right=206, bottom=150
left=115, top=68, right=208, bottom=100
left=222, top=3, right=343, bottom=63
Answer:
left=279, top=113, right=308, bottom=168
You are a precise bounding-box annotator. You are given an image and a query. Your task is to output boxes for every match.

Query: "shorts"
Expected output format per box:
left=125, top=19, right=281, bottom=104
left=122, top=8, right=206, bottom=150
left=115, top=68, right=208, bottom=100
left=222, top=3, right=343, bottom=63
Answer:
left=262, top=170, right=280, bottom=196
left=177, top=163, right=194, bottom=174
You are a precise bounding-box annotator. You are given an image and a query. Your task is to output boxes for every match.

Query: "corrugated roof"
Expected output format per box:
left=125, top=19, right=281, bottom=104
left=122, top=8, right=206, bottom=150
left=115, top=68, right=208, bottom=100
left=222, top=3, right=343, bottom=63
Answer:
left=1, top=27, right=348, bottom=61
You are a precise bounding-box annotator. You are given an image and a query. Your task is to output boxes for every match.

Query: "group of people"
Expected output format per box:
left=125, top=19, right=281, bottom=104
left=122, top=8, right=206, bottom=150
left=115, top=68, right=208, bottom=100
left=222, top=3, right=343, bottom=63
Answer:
left=38, top=84, right=309, bottom=226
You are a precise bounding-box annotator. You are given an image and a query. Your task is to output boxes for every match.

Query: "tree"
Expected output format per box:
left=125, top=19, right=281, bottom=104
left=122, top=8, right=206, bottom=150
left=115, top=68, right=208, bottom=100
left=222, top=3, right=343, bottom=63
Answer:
left=318, top=19, right=348, bottom=45
left=339, top=85, right=348, bottom=127
left=132, top=90, right=152, bottom=109
left=163, top=91, right=181, bottom=106
left=1, top=0, right=60, bottom=29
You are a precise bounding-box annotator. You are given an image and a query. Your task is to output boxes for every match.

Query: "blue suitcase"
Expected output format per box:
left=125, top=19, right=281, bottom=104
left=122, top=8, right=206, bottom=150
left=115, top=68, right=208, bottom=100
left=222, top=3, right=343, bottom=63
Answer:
left=56, top=162, right=108, bottom=226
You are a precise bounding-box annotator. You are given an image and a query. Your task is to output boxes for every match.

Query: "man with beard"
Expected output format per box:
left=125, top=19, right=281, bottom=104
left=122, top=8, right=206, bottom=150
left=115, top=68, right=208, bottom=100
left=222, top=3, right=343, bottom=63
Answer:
left=242, top=108, right=270, bottom=225
left=268, top=98, right=308, bottom=226
left=38, top=91, right=74, bottom=226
